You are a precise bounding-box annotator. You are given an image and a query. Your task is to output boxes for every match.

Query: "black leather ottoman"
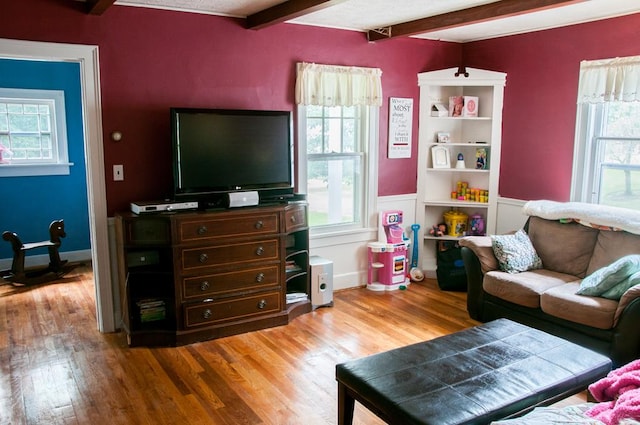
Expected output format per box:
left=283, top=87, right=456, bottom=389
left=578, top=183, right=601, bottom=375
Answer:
left=336, top=318, right=611, bottom=425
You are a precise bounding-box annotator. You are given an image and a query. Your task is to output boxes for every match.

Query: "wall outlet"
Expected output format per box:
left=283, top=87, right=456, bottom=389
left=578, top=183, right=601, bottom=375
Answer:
left=113, top=164, right=124, bottom=181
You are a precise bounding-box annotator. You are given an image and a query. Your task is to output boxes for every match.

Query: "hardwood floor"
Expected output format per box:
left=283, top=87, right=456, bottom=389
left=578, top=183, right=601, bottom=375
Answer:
left=0, top=263, right=585, bottom=425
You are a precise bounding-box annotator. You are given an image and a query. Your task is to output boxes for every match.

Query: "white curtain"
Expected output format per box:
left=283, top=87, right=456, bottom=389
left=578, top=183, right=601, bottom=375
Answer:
left=577, top=55, right=640, bottom=103
left=295, top=62, right=383, bottom=107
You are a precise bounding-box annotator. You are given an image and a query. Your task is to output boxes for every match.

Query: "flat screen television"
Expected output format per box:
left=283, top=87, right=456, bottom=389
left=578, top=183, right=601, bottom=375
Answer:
left=170, top=108, right=294, bottom=207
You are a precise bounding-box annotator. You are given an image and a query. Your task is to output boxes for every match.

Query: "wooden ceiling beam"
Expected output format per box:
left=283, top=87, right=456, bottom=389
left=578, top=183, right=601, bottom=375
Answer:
left=86, top=0, right=117, bottom=15
left=367, top=0, right=586, bottom=41
left=247, top=0, right=348, bottom=30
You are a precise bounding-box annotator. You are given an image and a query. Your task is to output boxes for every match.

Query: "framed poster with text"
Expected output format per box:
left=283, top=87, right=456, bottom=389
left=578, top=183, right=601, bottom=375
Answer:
left=388, top=97, right=413, bottom=159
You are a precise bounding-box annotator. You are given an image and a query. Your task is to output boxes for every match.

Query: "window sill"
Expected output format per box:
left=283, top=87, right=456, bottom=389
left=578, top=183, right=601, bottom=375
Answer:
left=310, top=226, right=378, bottom=249
left=0, top=162, right=73, bottom=177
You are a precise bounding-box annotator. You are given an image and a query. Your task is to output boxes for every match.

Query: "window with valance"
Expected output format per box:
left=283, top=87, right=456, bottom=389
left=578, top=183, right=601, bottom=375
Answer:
left=572, top=55, right=640, bottom=210
left=295, top=62, right=382, bottom=233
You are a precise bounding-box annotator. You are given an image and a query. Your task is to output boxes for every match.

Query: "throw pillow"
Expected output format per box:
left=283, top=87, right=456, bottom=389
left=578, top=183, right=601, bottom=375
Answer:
left=491, top=229, right=543, bottom=274
left=600, top=270, right=640, bottom=300
left=577, top=255, right=640, bottom=299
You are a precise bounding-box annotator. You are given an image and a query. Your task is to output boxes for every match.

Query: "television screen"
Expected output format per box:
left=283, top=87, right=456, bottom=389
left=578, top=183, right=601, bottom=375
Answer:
left=171, top=108, right=293, bottom=203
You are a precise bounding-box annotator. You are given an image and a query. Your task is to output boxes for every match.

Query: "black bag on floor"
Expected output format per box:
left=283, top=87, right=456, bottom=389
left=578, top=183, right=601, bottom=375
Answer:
left=436, top=240, right=467, bottom=291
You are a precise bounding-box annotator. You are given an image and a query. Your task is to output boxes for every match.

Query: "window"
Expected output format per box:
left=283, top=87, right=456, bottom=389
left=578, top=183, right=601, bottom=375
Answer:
left=300, top=104, right=374, bottom=231
left=574, top=103, right=640, bottom=209
left=0, top=88, right=71, bottom=176
left=295, top=62, right=382, bottom=236
left=572, top=56, right=640, bottom=210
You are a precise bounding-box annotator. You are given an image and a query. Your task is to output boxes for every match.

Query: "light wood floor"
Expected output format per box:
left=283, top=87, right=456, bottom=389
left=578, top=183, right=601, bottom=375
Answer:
left=0, top=263, right=585, bottom=425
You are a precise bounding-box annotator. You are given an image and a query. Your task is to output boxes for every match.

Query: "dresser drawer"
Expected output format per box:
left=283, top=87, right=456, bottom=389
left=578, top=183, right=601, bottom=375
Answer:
left=182, top=265, right=280, bottom=300
left=284, top=205, right=307, bottom=233
left=176, top=213, right=279, bottom=243
left=181, top=239, right=280, bottom=270
left=184, top=291, right=281, bottom=328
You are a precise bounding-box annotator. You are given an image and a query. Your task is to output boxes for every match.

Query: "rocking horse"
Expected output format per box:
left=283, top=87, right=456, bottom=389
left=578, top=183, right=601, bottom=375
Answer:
left=1, top=219, right=68, bottom=285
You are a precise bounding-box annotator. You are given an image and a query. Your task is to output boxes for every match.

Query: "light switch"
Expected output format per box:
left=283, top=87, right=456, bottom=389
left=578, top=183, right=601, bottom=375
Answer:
left=113, top=164, right=124, bottom=181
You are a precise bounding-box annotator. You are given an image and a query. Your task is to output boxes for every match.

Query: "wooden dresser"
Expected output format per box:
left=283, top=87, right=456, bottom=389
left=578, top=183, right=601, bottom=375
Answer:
left=115, top=203, right=311, bottom=346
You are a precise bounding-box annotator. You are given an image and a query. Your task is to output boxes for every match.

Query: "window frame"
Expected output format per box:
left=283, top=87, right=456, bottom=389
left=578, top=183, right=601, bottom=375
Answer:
left=571, top=102, right=640, bottom=206
left=297, top=104, right=379, bottom=241
left=0, top=88, right=72, bottom=177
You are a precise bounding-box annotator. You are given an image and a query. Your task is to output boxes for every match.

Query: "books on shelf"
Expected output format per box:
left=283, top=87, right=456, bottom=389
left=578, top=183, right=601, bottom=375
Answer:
left=286, top=292, right=308, bottom=304
left=285, top=260, right=303, bottom=273
left=137, top=298, right=166, bottom=323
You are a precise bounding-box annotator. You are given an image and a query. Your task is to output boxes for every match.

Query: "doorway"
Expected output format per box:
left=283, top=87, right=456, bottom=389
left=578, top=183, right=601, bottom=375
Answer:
left=0, top=37, right=115, bottom=332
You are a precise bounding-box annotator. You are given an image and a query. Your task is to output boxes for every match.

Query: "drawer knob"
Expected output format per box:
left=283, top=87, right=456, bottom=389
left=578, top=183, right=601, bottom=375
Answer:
left=255, top=220, right=263, bottom=229
left=255, top=273, right=265, bottom=283
left=200, top=281, right=210, bottom=291
left=290, top=215, right=296, bottom=223
left=197, top=225, right=208, bottom=235
left=257, top=299, right=267, bottom=309
left=255, top=246, right=264, bottom=256
left=199, top=253, right=209, bottom=263
left=202, top=309, right=212, bottom=319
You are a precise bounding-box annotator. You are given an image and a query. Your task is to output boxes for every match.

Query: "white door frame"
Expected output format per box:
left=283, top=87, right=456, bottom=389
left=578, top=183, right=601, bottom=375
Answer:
left=0, top=38, right=115, bottom=332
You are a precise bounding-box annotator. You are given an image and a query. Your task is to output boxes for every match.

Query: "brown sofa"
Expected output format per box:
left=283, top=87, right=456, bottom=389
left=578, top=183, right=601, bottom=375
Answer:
left=460, top=203, right=640, bottom=367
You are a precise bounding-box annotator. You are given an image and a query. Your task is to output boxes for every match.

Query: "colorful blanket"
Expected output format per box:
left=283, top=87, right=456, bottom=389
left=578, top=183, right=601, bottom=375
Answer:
left=586, top=359, right=640, bottom=424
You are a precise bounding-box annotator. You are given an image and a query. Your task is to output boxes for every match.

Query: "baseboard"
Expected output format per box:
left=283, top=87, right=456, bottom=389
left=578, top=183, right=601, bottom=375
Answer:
left=0, top=249, right=92, bottom=271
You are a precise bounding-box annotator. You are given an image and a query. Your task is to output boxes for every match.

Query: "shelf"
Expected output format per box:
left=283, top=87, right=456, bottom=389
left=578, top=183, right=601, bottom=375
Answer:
left=424, top=234, right=486, bottom=241
left=286, top=270, right=307, bottom=281
left=424, top=235, right=460, bottom=241
left=422, top=200, right=490, bottom=208
left=428, top=116, right=492, bottom=121
left=416, top=67, right=506, bottom=274
left=426, top=168, right=490, bottom=173
left=286, top=248, right=308, bottom=258
left=429, top=142, right=491, bottom=148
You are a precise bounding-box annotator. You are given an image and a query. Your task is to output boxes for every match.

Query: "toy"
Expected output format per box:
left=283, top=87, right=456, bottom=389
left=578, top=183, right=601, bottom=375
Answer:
left=469, top=214, right=485, bottom=236
left=409, top=223, right=424, bottom=282
left=430, top=223, right=447, bottom=237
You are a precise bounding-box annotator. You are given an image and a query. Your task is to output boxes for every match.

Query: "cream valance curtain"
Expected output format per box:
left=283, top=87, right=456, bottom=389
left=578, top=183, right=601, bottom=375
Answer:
left=295, top=62, right=383, bottom=107
left=577, top=55, right=640, bottom=103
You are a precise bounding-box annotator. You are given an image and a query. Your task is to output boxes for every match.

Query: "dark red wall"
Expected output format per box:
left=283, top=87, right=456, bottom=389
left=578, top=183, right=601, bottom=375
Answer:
left=463, top=13, right=640, bottom=201
left=1, top=0, right=462, bottom=214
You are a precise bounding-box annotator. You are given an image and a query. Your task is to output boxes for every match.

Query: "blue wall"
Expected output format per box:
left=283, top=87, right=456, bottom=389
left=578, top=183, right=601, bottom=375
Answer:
left=0, top=58, right=90, bottom=260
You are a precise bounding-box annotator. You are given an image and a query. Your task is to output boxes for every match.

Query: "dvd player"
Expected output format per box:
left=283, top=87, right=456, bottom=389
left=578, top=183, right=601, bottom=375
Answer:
left=131, top=200, right=198, bottom=214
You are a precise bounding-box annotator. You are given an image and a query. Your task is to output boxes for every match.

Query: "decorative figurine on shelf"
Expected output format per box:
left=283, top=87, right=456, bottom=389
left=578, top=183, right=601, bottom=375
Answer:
left=455, top=152, right=466, bottom=169
left=469, top=214, right=485, bottom=236
left=476, top=148, right=487, bottom=170
left=430, top=223, right=447, bottom=237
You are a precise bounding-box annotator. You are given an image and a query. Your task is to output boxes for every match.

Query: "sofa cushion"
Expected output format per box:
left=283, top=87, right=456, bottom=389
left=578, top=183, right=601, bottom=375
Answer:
left=587, top=230, right=640, bottom=275
left=483, top=269, right=577, bottom=308
left=491, top=229, right=542, bottom=273
left=541, top=283, right=617, bottom=330
left=577, top=255, right=640, bottom=299
left=527, top=217, right=599, bottom=278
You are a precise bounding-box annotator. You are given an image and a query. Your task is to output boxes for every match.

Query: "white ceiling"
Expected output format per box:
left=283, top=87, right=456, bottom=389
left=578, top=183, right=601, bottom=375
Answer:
left=113, top=0, right=640, bottom=42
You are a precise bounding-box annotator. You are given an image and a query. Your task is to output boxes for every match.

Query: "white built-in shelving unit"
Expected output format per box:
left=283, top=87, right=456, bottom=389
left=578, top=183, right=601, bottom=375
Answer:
left=415, top=67, right=506, bottom=275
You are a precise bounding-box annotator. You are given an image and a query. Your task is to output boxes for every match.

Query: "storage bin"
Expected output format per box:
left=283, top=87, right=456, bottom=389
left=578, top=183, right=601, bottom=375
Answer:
left=443, top=210, right=468, bottom=237
left=436, top=240, right=467, bottom=291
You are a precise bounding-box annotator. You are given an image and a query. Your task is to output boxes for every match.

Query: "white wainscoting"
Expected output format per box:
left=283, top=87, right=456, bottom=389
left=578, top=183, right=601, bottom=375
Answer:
left=1, top=198, right=530, bottom=319
left=495, top=197, right=528, bottom=234
left=309, top=193, right=418, bottom=291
